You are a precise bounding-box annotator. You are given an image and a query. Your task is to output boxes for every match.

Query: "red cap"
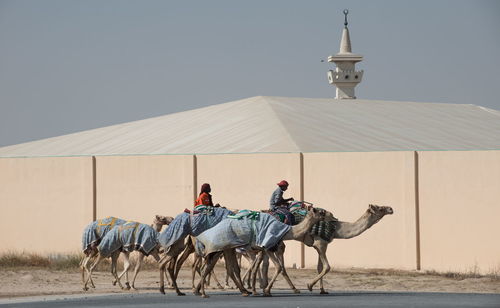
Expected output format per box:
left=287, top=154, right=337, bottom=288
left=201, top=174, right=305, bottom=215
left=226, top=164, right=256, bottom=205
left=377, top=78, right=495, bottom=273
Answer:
left=277, top=180, right=289, bottom=187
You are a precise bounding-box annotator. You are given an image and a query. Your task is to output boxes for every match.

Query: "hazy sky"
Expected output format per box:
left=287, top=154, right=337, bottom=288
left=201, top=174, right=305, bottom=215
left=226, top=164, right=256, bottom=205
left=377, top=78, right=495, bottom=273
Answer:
left=1, top=0, right=499, bottom=147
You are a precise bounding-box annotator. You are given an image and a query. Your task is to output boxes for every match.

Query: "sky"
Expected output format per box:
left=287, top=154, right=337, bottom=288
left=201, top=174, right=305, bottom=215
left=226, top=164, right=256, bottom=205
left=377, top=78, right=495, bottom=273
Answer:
left=1, top=0, right=499, bottom=147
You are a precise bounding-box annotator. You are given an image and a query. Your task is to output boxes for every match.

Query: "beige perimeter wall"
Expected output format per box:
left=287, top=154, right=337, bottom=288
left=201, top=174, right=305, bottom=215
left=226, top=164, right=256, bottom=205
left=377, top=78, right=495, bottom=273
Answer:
left=96, top=155, right=194, bottom=224
left=303, top=152, right=417, bottom=270
left=418, top=151, right=500, bottom=274
left=0, top=157, right=93, bottom=253
left=1, top=150, right=499, bottom=274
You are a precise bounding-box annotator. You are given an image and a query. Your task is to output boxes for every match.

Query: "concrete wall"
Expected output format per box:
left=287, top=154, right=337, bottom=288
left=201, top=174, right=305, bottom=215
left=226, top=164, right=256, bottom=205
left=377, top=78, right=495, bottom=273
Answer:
left=418, top=151, right=500, bottom=274
left=0, top=157, right=93, bottom=253
left=303, top=152, right=417, bottom=270
left=1, top=150, right=499, bottom=274
left=96, top=155, right=194, bottom=224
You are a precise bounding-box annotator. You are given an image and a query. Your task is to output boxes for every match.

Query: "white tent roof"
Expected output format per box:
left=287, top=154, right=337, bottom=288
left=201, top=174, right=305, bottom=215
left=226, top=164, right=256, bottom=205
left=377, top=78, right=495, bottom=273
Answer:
left=1, top=96, right=499, bottom=157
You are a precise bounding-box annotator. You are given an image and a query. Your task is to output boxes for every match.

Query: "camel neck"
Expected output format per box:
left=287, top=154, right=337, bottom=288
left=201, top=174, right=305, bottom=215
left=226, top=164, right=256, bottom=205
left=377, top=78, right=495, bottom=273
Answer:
left=152, top=223, right=164, bottom=232
left=333, top=210, right=382, bottom=239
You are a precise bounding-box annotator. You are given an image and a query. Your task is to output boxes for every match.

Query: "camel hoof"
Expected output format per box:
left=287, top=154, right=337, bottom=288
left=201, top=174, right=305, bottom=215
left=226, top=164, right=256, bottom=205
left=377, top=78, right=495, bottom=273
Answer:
left=293, top=288, right=301, bottom=294
left=201, top=294, right=209, bottom=298
left=252, top=292, right=260, bottom=296
left=159, top=287, right=165, bottom=294
left=112, top=281, right=117, bottom=286
left=83, top=287, right=89, bottom=291
left=320, top=290, right=329, bottom=295
left=177, top=292, right=186, bottom=296
left=242, top=292, right=250, bottom=297
left=263, top=293, right=272, bottom=297
left=307, top=283, right=313, bottom=292
left=193, top=290, right=201, bottom=296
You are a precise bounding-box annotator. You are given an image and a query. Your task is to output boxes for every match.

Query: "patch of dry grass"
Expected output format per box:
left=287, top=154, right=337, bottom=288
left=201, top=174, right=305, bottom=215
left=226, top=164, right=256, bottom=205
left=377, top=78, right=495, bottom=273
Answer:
left=1, top=252, right=498, bottom=282
left=333, top=266, right=500, bottom=281
left=0, top=252, right=81, bottom=270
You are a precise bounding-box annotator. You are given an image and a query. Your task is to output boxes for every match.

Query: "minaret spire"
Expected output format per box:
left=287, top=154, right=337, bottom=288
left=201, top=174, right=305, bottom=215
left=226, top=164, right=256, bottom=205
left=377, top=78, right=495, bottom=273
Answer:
left=327, top=9, right=364, bottom=99
left=339, top=10, right=352, bottom=54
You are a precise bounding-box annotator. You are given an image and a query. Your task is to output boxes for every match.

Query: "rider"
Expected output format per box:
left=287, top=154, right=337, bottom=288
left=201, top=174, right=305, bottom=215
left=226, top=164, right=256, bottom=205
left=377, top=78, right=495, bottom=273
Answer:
left=195, top=183, right=221, bottom=209
left=195, top=183, right=214, bottom=206
left=269, top=180, right=295, bottom=224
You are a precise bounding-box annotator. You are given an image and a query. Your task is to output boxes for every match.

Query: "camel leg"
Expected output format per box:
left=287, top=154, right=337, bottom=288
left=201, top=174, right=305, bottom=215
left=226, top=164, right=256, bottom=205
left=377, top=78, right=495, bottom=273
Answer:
left=222, top=249, right=249, bottom=296
left=241, top=254, right=253, bottom=289
left=260, top=252, right=270, bottom=289
left=208, top=267, right=224, bottom=289
left=250, top=251, right=264, bottom=295
left=81, top=250, right=98, bottom=289
left=110, top=250, right=126, bottom=290
left=174, top=239, right=194, bottom=280
left=226, top=252, right=242, bottom=288
left=192, top=254, right=202, bottom=293
left=83, top=253, right=105, bottom=291
left=263, top=250, right=283, bottom=297
left=167, top=255, right=185, bottom=295
left=115, top=252, right=132, bottom=290
left=159, top=254, right=176, bottom=294
left=307, top=239, right=330, bottom=294
left=130, top=252, right=145, bottom=290
left=158, top=240, right=185, bottom=295
left=197, top=251, right=223, bottom=298
left=276, top=243, right=299, bottom=293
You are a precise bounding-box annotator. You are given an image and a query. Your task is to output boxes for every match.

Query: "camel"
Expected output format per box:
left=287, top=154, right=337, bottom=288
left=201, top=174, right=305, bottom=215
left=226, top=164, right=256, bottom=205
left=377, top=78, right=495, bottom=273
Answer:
left=305, top=204, right=393, bottom=293
left=81, top=216, right=127, bottom=289
left=193, top=207, right=325, bottom=298
left=110, top=215, right=174, bottom=290
left=259, top=203, right=394, bottom=294
left=82, top=216, right=172, bottom=291
left=156, top=206, right=249, bottom=296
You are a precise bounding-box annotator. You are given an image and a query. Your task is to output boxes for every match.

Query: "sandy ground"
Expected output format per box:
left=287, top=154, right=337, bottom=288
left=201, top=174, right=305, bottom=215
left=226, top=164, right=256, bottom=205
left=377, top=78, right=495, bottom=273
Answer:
left=1, top=265, right=499, bottom=299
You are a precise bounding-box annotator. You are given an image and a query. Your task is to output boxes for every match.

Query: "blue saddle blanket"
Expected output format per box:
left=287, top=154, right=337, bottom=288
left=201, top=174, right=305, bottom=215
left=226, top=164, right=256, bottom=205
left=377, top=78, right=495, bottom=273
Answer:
left=195, top=212, right=291, bottom=256
left=158, top=207, right=233, bottom=250
left=98, top=221, right=159, bottom=258
left=81, top=217, right=127, bottom=252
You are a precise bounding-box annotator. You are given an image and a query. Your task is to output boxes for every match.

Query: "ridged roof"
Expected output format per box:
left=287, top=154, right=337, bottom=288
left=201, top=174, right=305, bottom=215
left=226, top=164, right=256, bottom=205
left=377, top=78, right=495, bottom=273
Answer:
left=1, top=96, right=499, bottom=157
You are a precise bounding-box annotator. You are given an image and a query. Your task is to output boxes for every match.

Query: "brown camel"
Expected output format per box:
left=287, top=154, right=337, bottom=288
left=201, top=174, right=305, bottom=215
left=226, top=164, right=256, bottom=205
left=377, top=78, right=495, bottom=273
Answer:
left=259, top=204, right=394, bottom=294
left=194, top=207, right=325, bottom=297
left=305, top=204, right=393, bottom=293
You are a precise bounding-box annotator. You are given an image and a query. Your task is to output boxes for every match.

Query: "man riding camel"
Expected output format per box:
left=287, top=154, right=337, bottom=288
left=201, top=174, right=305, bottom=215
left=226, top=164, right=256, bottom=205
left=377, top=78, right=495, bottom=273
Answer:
left=269, top=180, right=295, bottom=225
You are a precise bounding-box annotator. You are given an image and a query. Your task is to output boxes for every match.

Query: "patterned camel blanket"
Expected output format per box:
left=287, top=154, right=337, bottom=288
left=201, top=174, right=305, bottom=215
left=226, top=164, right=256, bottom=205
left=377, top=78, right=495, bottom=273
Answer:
left=98, top=221, right=159, bottom=258
left=195, top=211, right=291, bottom=256
left=289, top=202, right=338, bottom=242
left=158, top=207, right=233, bottom=251
left=81, top=217, right=127, bottom=252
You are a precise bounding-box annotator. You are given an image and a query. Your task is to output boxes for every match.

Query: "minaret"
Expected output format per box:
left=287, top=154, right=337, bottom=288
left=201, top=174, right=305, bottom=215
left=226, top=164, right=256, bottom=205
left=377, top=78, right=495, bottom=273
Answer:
left=327, top=9, right=364, bottom=99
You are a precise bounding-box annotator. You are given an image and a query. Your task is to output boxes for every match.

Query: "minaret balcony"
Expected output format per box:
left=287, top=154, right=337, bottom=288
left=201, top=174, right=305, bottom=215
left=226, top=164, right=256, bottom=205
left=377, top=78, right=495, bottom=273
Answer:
left=327, top=70, right=364, bottom=84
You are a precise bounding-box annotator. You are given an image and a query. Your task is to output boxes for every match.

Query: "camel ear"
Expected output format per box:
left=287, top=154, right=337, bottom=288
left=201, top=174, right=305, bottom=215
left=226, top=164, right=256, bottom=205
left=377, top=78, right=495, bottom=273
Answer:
left=368, top=204, right=376, bottom=214
left=155, top=215, right=161, bottom=220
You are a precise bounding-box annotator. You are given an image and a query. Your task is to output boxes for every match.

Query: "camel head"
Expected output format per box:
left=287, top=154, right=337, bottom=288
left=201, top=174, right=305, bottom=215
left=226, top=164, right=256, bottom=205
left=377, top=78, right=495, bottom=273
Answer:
left=155, top=215, right=174, bottom=226
left=368, top=204, right=394, bottom=218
